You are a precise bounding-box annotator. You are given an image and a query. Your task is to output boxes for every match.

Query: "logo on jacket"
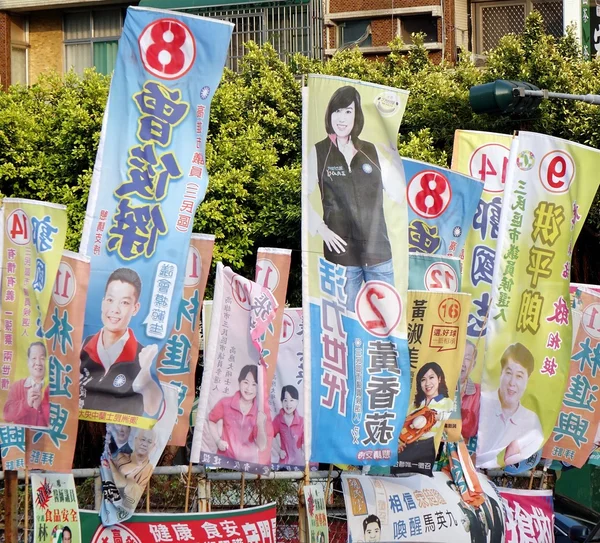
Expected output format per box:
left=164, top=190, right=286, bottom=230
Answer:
left=362, top=163, right=373, bottom=174
left=113, top=374, right=126, bottom=388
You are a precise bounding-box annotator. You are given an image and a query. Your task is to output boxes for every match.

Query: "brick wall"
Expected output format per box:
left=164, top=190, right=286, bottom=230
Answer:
left=330, top=0, right=443, bottom=12
left=29, top=10, right=63, bottom=84
left=0, top=12, right=10, bottom=90
left=371, top=17, right=395, bottom=46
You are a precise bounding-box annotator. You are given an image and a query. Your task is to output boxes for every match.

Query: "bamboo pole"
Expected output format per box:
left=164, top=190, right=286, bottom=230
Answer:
left=184, top=461, right=193, bottom=513
left=240, top=472, right=245, bottom=509
left=146, top=479, right=151, bottom=513
left=24, top=469, right=29, bottom=542
left=5, top=470, right=18, bottom=543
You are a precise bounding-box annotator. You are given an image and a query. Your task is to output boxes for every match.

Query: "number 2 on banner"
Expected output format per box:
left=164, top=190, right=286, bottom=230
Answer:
left=139, top=18, right=196, bottom=80
left=356, top=281, right=402, bottom=337
left=539, top=150, right=575, bottom=194
left=7, top=209, right=30, bottom=246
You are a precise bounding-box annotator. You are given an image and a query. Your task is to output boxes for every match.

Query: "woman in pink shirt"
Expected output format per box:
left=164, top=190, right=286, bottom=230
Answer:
left=272, top=385, right=305, bottom=466
left=208, top=365, right=270, bottom=463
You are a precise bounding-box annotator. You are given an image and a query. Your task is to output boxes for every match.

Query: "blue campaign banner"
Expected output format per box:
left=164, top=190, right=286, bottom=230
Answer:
left=404, top=158, right=484, bottom=258
left=79, top=7, right=232, bottom=428
left=309, top=304, right=411, bottom=466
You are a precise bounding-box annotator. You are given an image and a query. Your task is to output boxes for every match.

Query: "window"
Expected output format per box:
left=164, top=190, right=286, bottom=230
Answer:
left=10, top=16, right=28, bottom=86
left=64, top=9, right=124, bottom=75
left=339, top=19, right=372, bottom=47
left=400, top=15, right=438, bottom=44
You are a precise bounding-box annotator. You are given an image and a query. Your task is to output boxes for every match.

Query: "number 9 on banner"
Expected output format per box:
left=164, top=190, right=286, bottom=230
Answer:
left=539, top=150, right=575, bottom=194
left=356, top=281, right=402, bottom=337
left=139, top=18, right=196, bottom=80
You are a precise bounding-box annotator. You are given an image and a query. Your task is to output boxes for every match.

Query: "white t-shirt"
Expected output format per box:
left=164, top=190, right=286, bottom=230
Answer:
left=476, top=390, right=543, bottom=468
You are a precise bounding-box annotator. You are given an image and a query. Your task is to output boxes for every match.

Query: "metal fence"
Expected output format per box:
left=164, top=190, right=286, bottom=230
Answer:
left=178, top=0, right=323, bottom=71
left=0, top=464, right=554, bottom=543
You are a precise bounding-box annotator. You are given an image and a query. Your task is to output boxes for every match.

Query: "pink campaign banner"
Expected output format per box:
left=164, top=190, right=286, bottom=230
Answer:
left=498, top=488, right=554, bottom=543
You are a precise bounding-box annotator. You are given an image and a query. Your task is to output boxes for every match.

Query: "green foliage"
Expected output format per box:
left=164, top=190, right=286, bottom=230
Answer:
left=1, top=13, right=600, bottom=301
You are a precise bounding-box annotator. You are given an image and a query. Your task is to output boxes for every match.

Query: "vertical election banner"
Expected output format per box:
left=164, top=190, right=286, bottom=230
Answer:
left=302, top=75, right=411, bottom=466
left=404, top=159, right=483, bottom=258
left=255, top=248, right=292, bottom=466
left=1, top=198, right=67, bottom=428
left=342, top=472, right=505, bottom=543
left=395, top=291, right=469, bottom=475
left=26, top=251, right=90, bottom=471
left=499, top=488, right=554, bottom=543
left=451, top=130, right=514, bottom=442
left=269, top=308, right=308, bottom=470
left=477, top=132, right=600, bottom=468
left=157, top=234, right=214, bottom=446
left=191, top=264, right=278, bottom=474
left=31, top=473, right=81, bottom=543
left=542, top=288, right=600, bottom=467
left=304, top=484, right=329, bottom=543
left=79, top=7, right=233, bottom=429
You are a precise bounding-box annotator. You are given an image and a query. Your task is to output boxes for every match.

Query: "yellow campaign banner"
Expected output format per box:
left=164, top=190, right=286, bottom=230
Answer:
left=542, top=288, right=600, bottom=467
left=159, top=234, right=215, bottom=446
left=394, top=291, right=469, bottom=475
left=477, top=132, right=600, bottom=469
left=26, top=251, right=90, bottom=472
left=0, top=198, right=67, bottom=428
left=451, top=130, right=515, bottom=441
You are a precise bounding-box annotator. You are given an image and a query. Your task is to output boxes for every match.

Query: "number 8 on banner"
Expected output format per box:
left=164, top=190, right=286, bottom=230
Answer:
left=139, top=18, right=196, bottom=80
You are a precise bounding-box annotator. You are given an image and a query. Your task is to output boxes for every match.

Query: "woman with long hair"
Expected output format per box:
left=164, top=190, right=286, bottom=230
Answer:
left=306, top=85, right=405, bottom=312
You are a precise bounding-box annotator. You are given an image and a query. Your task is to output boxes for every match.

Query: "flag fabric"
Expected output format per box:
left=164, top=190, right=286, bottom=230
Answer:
left=302, top=74, right=411, bottom=467
left=79, top=7, right=232, bottom=428
left=191, top=264, right=278, bottom=474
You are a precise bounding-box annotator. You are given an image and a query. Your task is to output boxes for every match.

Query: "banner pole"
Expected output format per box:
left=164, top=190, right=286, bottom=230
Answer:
left=24, top=468, right=29, bottom=542
left=324, top=463, right=333, bottom=504
left=527, top=469, right=536, bottom=490
left=5, top=470, right=18, bottom=543
left=146, top=480, right=151, bottom=513
left=184, top=461, right=193, bottom=513
left=240, top=472, right=245, bottom=509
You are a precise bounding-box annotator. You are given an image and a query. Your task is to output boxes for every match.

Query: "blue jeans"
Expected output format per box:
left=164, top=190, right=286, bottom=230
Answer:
left=344, top=258, right=395, bottom=312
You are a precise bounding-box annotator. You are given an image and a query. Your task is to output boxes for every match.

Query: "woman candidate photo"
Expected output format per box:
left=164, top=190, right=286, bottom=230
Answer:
left=208, top=364, right=271, bottom=464
left=306, top=85, right=405, bottom=312
left=397, top=362, right=454, bottom=461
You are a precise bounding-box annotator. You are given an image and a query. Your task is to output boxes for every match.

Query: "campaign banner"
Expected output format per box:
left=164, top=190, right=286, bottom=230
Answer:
left=156, top=234, right=214, bottom=446
left=403, top=158, right=483, bottom=258
left=0, top=199, right=67, bottom=429
left=499, top=488, right=554, bottom=543
left=26, top=251, right=90, bottom=472
left=191, top=264, right=278, bottom=474
left=305, top=484, right=329, bottom=543
left=78, top=7, right=233, bottom=429
left=254, top=248, right=292, bottom=465
left=100, top=382, right=179, bottom=526
left=342, top=472, right=505, bottom=543
left=451, top=130, right=514, bottom=441
left=80, top=503, right=277, bottom=543
left=542, top=288, right=600, bottom=467
left=302, top=75, right=411, bottom=466
left=394, top=291, right=469, bottom=474
left=269, top=308, right=308, bottom=470
left=477, top=132, right=600, bottom=468
left=31, top=473, right=81, bottom=543
left=408, top=253, right=462, bottom=292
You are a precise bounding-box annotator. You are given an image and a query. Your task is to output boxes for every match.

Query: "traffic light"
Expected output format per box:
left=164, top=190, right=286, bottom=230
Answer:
left=469, top=80, right=542, bottom=116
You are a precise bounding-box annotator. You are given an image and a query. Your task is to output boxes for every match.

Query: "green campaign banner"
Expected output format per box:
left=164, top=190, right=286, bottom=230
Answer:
left=477, top=132, right=600, bottom=468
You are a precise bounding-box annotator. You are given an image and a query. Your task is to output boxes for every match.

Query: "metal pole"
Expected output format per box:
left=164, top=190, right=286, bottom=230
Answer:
left=4, top=470, right=18, bottom=543
left=516, top=88, right=600, bottom=105
left=94, top=476, right=103, bottom=511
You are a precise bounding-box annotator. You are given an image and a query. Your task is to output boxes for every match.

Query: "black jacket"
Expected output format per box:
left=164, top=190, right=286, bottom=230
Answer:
left=315, top=135, right=392, bottom=267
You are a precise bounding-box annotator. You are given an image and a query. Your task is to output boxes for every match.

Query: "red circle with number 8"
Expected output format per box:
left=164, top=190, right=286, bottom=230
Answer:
left=139, top=18, right=196, bottom=80
left=539, top=150, right=575, bottom=194
left=407, top=170, right=452, bottom=219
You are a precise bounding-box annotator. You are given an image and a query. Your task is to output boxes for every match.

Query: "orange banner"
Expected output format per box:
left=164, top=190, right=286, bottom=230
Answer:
left=158, top=234, right=214, bottom=446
